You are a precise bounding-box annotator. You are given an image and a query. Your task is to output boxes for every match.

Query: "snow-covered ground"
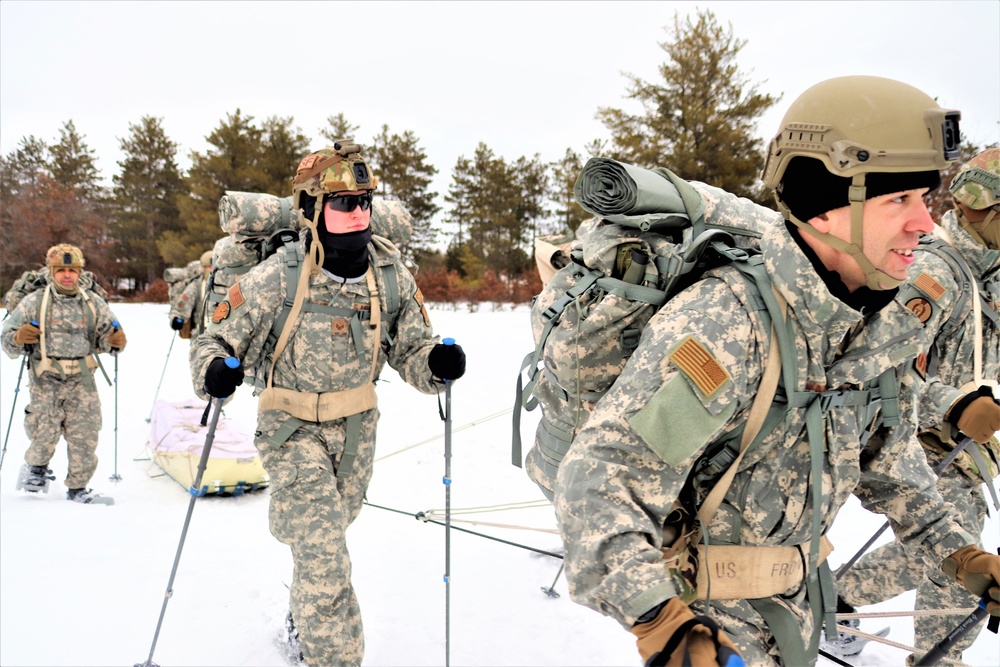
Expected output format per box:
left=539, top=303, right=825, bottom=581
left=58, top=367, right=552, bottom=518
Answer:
left=0, top=302, right=996, bottom=666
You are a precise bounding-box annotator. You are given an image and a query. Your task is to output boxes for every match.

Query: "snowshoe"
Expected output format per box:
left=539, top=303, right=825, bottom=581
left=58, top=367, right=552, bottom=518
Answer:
left=820, top=617, right=890, bottom=659
left=282, top=611, right=305, bottom=665
left=66, top=488, right=114, bottom=505
left=15, top=463, right=55, bottom=493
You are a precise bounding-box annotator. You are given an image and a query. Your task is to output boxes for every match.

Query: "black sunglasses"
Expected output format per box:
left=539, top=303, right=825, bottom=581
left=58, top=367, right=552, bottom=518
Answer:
left=323, top=191, right=373, bottom=213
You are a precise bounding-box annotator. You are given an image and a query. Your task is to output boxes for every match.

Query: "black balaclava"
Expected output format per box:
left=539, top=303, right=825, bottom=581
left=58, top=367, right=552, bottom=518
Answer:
left=302, top=193, right=372, bottom=279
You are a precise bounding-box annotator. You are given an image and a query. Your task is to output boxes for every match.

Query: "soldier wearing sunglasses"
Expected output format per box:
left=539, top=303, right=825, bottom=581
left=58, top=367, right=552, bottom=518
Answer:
left=191, top=143, right=466, bottom=666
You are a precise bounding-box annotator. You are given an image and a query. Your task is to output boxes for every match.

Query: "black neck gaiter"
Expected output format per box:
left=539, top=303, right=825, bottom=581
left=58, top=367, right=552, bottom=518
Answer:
left=320, top=227, right=372, bottom=279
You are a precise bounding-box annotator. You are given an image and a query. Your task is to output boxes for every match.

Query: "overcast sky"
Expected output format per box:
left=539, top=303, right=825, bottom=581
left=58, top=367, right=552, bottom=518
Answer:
left=2, top=1, right=998, bottom=206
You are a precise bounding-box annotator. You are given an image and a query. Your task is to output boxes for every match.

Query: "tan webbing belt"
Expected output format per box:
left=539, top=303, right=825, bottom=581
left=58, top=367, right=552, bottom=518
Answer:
left=692, top=536, right=833, bottom=600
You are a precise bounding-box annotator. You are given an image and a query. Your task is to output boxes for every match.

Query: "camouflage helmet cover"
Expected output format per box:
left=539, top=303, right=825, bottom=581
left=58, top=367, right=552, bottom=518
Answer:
left=950, top=147, right=1000, bottom=210
left=46, top=244, right=85, bottom=269
left=762, top=75, right=961, bottom=188
left=291, top=142, right=379, bottom=209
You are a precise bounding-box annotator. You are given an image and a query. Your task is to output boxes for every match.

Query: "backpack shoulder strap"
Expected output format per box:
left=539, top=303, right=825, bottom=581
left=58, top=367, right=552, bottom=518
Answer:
left=266, top=244, right=309, bottom=390
left=697, top=266, right=785, bottom=527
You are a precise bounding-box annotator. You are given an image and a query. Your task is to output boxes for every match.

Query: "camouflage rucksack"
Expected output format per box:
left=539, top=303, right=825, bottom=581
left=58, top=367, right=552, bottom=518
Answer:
left=209, top=190, right=414, bottom=388
left=3, top=266, right=109, bottom=314
left=164, top=260, right=203, bottom=308
left=513, top=158, right=824, bottom=499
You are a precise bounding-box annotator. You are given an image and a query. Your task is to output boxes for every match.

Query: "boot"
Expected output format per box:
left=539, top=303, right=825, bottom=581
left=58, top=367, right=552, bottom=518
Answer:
left=284, top=611, right=305, bottom=665
left=820, top=617, right=891, bottom=659
left=66, top=489, right=111, bottom=505
left=15, top=463, right=55, bottom=493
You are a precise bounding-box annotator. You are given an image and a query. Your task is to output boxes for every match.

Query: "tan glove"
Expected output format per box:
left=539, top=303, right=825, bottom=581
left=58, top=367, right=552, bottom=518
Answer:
left=14, top=323, right=41, bottom=346
left=949, top=387, right=1000, bottom=445
left=108, top=329, right=127, bottom=350
left=941, top=545, right=1000, bottom=615
left=631, top=597, right=742, bottom=666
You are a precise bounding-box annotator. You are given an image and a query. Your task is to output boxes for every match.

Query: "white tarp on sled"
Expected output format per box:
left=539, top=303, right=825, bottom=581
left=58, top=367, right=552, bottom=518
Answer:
left=148, top=399, right=269, bottom=495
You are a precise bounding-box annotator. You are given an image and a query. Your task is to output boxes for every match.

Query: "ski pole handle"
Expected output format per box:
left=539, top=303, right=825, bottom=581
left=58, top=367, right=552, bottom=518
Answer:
left=442, top=337, right=455, bottom=383
left=224, top=356, right=240, bottom=369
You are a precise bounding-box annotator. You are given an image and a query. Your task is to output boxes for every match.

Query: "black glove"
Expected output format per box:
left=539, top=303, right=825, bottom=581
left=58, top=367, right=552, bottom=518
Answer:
left=204, top=357, right=244, bottom=398
left=170, top=317, right=185, bottom=331
left=428, top=341, right=466, bottom=381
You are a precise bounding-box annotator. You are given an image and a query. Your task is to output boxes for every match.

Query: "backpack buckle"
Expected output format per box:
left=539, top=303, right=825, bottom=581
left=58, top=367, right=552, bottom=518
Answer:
left=620, top=327, right=641, bottom=351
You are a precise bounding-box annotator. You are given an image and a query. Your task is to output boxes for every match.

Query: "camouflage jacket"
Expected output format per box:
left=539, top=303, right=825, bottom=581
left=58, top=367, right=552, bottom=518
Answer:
left=913, top=209, right=1000, bottom=426
left=169, top=274, right=208, bottom=336
left=1, top=283, right=120, bottom=363
left=189, top=235, right=440, bottom=401
left=553, top=220, right=974, bottom=628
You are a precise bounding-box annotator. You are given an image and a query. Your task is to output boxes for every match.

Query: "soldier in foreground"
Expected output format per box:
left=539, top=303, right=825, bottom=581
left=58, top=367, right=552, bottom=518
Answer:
left=829, top=148, right=1000, bottom=664
left=190, top=144, right=466, bottom=667
left=1, top=244, right=126, bottom=504
left=554, top=76, right=1000, bottom=666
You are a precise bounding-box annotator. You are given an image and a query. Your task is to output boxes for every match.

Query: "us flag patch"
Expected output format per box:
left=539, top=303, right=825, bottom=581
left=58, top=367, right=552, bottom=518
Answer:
left=913, top=273, right=945, bottom=301
left=669, top=337, right=731, bottom=398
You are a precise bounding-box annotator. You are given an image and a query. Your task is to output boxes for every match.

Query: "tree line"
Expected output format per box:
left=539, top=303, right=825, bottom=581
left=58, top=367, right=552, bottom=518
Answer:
left=2, top=10, right=983, bottom=301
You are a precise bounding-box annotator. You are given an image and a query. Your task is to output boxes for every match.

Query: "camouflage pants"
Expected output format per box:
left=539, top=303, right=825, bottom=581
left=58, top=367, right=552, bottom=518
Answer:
left=257, top=408, right=379, bottom=667
left=837, top=466, right=987, bottom=664
left=23, top=372, right=102, bottom=489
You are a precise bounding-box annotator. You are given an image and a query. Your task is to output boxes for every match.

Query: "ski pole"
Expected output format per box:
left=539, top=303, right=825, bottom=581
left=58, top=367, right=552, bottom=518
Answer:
left=0, top=320, right=37, bottom=472
left=146, top=331, right=177, bottom=423
left=541, top=562, right=565, bottom=598
left=438, top=337, right=456, bottom=667
left=110, top=320, right=122, bottom=483
left=135, top=358, right=238, bottom=667
left=913, top=592, right=996, bottom=666
left=837, top=437, right=975, bottom=579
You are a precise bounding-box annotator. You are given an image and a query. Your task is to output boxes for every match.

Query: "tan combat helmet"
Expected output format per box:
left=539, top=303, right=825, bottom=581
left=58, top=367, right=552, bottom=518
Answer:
left=46, top=244, right=86, bottom=270
left=762, top=75, right=961, bottom=290
left=290, top=142, right=379, bottom=272
left=950, top=147, right=1000, bottom=249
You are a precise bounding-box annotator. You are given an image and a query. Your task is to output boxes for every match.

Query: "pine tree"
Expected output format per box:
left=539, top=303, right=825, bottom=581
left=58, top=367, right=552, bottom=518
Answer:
left=260, top=115, right=311, bottom=195
left=368, top=125, right=441, bottom=260
left=549, top=148, right=590, bottom=234
left=320, top=113, right=360, bottom=144
left=597, top=9, right=778, bottom=203
left=49, top=120, right=105, bottom=203
left=109, top=116, right=187, bottom=290
left=445, top=143, right=548, bottom=277
left=161, top=109, right=270, bottom=265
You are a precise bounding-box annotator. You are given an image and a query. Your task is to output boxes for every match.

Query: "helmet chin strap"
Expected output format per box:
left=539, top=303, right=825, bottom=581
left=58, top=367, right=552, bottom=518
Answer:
left=304, top=200, right=324, bottom=276
left=780, top=173, right=904, bottom=291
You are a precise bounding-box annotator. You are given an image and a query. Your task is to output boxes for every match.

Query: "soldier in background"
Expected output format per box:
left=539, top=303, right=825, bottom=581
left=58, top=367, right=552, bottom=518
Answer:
left=167, top=250, right=212, bottom=338
left=189, top=144, right=466, bottom=667
left=554, top=77, right=1000, bottom=666
left=1, top=244, right=126, bottom=504
left=829, top=148, right=1000, bottom=664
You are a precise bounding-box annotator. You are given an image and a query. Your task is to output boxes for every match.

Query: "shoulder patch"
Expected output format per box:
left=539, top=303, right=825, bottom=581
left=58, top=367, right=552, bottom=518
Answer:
left=212, top=301, right=231, bottom=324
left=668, top=336, right=731, bottom=399
left=912, top=272, right=946, bottom=301
left=913, top=352, right=928, bottom=380
left=905, top=297, right=933, bottom=324
left=227, top=283, right=245, bottom=310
